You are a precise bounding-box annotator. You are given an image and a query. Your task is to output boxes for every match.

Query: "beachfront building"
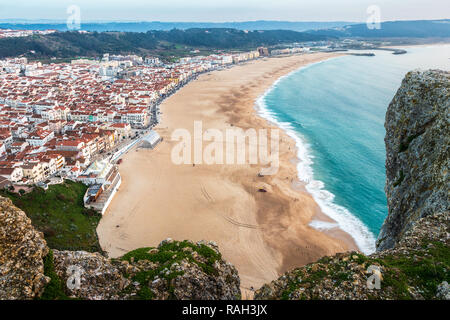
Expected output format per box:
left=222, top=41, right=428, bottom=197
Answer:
left=140, top=130, right=162, bottom=149
left=79, top=159, right=122, bottom=215
left=270, top=47, right=306, bottom=56
left=107, top=123, right=132, bottom=139
left=258, top=47, right=269, bottom=56
left=77, top=159, right=116, bottom=185
left=121, top=109, right=149, bottom=128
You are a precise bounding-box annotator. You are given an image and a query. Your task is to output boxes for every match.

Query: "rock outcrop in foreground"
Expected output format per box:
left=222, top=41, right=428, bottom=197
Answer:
left=255, top=70, right=449, bottom=300
left=0, top=195, right=240, bottom=300
left=255, top=213, right=449, bottom=300
left=377, top=70, right=449, bottom=251
left=52, top=240, right=240, bottom=300
left=0, top=198, right=50, bottom=299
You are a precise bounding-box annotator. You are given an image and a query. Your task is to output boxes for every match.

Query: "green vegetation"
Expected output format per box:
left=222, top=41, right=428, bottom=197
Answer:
left=38, top=250, right=71, bottom=300
left=0, top=180, right=102, bottom=252
left=310, top=19, right=450, bottom=38
left=376, top=240, right=450, bottom=299
left=393, top=170, right=405, bottom=187
left=399, top=133, right=422, bottom=152
left=0, top=29, right=329, bottom=60
left=120, top=240, right=222, bottom=299
left=278, top=242, right=449, bottom=300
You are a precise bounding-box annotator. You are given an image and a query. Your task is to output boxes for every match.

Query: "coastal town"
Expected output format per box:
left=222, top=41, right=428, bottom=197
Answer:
left=0, top=46, right=308, bottom=213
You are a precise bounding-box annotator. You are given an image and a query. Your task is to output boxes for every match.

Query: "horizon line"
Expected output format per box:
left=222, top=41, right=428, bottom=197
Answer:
left=0, top=18, right=449, bottom=24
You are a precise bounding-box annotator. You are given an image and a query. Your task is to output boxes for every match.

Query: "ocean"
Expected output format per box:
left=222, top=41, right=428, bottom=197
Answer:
left=257, top=45, right=450, bottom=254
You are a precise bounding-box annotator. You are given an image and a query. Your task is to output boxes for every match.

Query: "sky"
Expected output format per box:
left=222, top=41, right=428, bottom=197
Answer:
left=0, top=0, right=449, bottom=22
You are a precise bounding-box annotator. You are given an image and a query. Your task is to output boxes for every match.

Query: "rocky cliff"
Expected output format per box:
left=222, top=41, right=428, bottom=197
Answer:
left=255, top=70, right=449, bottom=300
left=0, top=198, right=49, bottom=299
left=0, top=197, right=240, bottom=300
left=377, top=69, right=449, bottom=251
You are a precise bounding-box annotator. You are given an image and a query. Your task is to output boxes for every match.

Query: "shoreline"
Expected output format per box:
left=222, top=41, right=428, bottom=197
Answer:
left=254, top=59, right=376, bottom=254
left=97, top=52, right=358, bottom=297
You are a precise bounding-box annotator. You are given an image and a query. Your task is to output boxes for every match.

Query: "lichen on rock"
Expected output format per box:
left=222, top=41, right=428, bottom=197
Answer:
left=119, top=239, right=241, bottom=300
left=0, top=197, right=50, bottom=299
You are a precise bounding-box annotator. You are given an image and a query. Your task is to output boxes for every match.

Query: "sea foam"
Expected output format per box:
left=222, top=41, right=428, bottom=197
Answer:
left=255, top=60, right=376, bottom=254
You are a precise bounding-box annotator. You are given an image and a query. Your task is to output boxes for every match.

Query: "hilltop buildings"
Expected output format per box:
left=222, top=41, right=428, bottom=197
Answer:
left=0, top=29, right=56, bottom=39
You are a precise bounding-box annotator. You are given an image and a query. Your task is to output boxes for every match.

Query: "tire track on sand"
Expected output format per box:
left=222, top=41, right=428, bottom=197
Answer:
left=201, top=186, right=259, bottom=229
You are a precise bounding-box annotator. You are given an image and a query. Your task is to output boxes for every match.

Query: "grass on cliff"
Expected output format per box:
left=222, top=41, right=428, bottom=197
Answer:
left=120, top=240, right=222, bottom=300
left=376, top=240, right=450, bottom=299
left=398, top=133, right=422, bottom=153
left=278, top=242, right=449, bottom=300
left=0, top=180, right=102, bottom=252
left=38, top=250, right=71, bottom=300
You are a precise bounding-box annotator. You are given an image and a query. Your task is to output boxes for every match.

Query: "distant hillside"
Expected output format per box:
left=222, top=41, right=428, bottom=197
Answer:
left=310, top=19, right=450, bottom=38
left=0, top=28, right=330, bottom=59
left=0, top=20, right=358, bottom=32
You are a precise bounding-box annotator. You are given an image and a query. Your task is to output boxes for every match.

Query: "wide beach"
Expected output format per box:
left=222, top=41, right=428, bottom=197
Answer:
left=97, top=52, right=357, bottom=296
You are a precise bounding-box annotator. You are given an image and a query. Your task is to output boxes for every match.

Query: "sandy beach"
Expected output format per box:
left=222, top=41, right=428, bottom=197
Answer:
left=97, top=52, right=358, bottom=297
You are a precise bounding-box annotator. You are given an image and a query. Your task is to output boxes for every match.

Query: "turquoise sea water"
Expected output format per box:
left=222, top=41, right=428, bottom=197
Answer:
left=257, top=46, right=450, bottom=253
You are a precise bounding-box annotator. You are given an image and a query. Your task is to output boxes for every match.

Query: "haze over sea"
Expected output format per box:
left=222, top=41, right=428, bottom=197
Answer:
left=257, top=45, right=450, bottom=254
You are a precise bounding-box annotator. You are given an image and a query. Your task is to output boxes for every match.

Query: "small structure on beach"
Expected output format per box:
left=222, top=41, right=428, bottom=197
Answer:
left=140, top=131, right=162, bottom=149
